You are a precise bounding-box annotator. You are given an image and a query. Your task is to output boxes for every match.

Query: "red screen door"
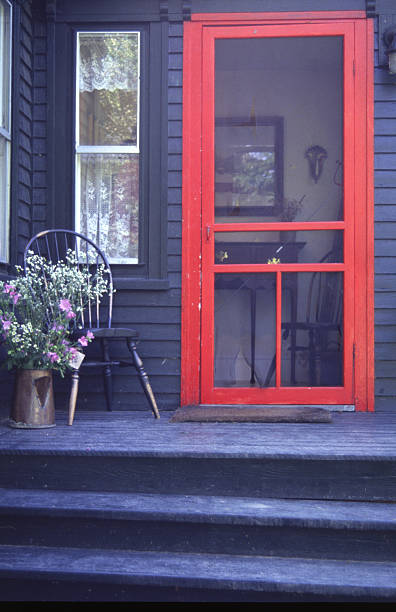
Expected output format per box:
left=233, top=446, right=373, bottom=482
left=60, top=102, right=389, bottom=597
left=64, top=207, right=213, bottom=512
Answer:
left=182, top=14, right=373, bottom=410
left=200, top=22, right=356, bottom=405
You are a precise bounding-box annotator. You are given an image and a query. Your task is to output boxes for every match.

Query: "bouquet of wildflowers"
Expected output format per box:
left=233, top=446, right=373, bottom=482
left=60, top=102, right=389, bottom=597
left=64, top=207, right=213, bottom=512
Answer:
left=0, top=251, right=109, bottom=376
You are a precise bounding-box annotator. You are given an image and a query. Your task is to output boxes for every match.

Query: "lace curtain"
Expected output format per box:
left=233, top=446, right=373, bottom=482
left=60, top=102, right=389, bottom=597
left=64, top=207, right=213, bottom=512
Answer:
left=79, top=154, right=139, bottom=263
left=79, top=34, right=138, bottom=93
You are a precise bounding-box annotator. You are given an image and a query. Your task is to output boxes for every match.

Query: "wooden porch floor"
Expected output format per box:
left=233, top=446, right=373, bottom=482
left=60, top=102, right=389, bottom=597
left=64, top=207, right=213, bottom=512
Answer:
left=0, top=410, right=395, bottom=459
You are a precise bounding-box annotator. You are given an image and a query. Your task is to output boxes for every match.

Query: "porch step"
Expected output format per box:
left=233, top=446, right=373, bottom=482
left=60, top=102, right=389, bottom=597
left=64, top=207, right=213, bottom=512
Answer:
left=1, top=412, right=395, bottom=600
left=0, top=488, right=395, bottom=562
left=1, top=451, right=395, bottom=502
left=0, top=545, right=395, bottom=602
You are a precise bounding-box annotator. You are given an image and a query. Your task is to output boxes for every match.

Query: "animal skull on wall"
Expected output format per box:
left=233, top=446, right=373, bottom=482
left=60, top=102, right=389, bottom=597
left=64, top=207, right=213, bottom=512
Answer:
left=305, top=146, right=328, bottom=183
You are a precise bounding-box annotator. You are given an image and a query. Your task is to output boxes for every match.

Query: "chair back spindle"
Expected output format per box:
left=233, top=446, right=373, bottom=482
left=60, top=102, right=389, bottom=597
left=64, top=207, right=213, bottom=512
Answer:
left=24, top=229, right=113, bottom=332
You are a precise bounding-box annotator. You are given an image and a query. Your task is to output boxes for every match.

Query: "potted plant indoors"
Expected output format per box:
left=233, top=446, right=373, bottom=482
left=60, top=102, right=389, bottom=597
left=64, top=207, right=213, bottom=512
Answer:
left=0, top=251, right=109, bottom=428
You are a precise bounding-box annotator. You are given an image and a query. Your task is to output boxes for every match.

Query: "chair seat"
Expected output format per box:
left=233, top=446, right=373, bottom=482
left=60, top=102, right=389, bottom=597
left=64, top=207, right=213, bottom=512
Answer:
left=73, top=327, right=139, bottom=339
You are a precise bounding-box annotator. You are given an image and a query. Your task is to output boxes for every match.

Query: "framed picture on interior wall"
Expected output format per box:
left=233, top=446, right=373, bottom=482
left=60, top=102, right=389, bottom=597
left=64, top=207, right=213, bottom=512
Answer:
left=215, top=116, right=284, bottom=217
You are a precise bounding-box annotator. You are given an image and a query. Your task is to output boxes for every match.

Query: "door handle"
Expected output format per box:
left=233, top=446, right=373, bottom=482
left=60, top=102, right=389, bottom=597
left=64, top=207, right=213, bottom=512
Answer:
left=206, top=225, right=211, bottom=241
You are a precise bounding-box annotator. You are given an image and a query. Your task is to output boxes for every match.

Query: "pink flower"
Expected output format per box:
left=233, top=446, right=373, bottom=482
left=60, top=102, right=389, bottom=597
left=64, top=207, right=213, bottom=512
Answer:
left=1, top=319, right=11, bottom=331
left=59, top=299, right=72, bottom=313
left=47, top=351, right=60, bottom=363
left=87, top=331, right=94, bottom=340
left=66, top=310, right=76, bottom=320
left=52, top=323, right=64, bottom=331
left=12, top=293, right=21, bottom=305
left=78, top=336, right=88, bottom=347
left=68, top=347, right=78, bottom=356
left=3, top=283, right=14, bottom=295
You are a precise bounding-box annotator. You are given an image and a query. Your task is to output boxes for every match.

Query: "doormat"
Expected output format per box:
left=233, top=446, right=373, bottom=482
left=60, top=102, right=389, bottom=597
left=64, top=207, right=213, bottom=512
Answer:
left=170, top=405, right=332, bottom=423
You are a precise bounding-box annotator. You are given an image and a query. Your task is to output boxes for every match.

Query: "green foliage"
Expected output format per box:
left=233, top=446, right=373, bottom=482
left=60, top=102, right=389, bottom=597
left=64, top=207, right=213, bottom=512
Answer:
left=0, top=251, right=109, bottom=375
left=233, top=150, right=275, bottom=197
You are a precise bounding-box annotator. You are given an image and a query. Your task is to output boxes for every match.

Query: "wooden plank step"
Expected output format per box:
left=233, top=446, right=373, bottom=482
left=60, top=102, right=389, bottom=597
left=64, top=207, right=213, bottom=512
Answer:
left=0, top=545, right=395, bottom=602
left=1, top=412, right=396, bottom=460
left=1, top=452, right=395, bottom=501
left=1, top=489, right=395, bottom=561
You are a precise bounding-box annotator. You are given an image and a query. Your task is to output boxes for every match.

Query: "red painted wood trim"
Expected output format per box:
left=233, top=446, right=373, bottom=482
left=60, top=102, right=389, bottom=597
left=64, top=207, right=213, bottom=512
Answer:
left=192, top=12, right=367, bottom=22
left=341, top=21, right=355, bottom=405
left=182, top=15, right=373, bottom=410
left=366, top=19, right=375, bottom=412
left=212, top=264, right=345, bottom=274
left=276, top=271, right=282, bottom=388
left=209, top=387, right=350, bottom=405
left=181, top=21, right=202, bottom=406
left=200, top=25, right=217, bottom=403
left=213, top=222, right=345, bottom=232
left=200, top=20, right=356, bottom=407
left=207, top=23, right=356, bottom=41
left=353, top=19, right=368, bottom=412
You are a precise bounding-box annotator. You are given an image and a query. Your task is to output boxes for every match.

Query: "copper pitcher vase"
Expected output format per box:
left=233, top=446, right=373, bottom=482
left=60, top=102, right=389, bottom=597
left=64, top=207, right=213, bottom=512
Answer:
left=9, top=369, right=55, bottom=428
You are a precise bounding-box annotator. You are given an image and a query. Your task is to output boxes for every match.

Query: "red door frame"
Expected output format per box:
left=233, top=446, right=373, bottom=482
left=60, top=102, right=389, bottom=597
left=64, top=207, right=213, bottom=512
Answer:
left=181, top=11, right=374, bottom=411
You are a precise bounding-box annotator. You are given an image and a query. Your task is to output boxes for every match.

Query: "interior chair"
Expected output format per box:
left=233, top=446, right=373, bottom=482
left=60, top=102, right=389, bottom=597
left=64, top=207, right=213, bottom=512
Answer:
left=264, top=249, right=343, bottom=387
left=24, top=229, right=160, bottom=424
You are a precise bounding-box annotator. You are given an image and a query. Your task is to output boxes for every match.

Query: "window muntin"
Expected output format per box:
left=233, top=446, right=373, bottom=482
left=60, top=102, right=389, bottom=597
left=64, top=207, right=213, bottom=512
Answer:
left=0, top=0, right=11, bottom=263
left=76, top=32, right=140, bottom=264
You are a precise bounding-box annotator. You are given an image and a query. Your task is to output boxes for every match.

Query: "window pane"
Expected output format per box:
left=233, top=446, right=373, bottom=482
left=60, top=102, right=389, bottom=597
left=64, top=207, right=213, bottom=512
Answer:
left=78, top=33, right=139, bottom=146
left=78, top=153, right=139, bottom=263
left=214, top=273, right=276, bottom=387
left=0, top=135, right=10, bottom=261
left=0, top=0, right=11, bottom=132
left=215, top=36, right=343, bottom=223
left=214, top=231, right=343, bottom=264
left=281, top=272, right=343, bottom=387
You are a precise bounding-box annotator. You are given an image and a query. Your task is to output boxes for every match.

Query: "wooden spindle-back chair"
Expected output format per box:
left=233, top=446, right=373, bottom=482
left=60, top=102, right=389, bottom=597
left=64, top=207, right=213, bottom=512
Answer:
left=24, top=229, right=160, bottom=424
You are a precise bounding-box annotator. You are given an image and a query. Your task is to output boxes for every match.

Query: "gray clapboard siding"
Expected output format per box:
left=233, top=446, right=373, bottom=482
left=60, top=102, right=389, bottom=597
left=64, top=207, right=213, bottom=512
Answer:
left=375, top=360, right=396, bottom=377
left=375, top=6, right=396, bottom=414
left=13, top=2, right=34, bottom=266
left=375, top=258, right=396, bottom=274
left=375, top=202, right=396, bottom=218
left=375, top=293, right=396, bottom=308
left=375, top=379, right=396, bottom=396
left=375, top=102, right=396, bottom=118
left=168, top=222, right=182, bottom=238
left=114, top=289, right=181, bottom=307
left=375, top=137, right=396, bottom=153
left=376, top=397, right=396, bottom=410
left=375, top=120, right=396, bottom=136
left=374, top=67, right=396, bottom=85
left=375, top=154, right=396, bottom=170
left=376, top=344, right=396, bottom=361
left=375, top=309, right=396, bottom=325
left=111, top=306, right=181, bottom=324
left=375, top=171, right=396, bottom=188
left=375, top=84, right=396, bottom=101
left=375, top=239, right=396, bottom=256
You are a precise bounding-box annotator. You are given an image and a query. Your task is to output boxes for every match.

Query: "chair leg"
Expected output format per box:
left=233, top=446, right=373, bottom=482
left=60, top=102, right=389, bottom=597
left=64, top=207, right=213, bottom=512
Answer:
left=102, top=338, right=113, bottom=411
left=68, top=369, right=79, bottom=426
left=127, top=338, right=160, bottom=419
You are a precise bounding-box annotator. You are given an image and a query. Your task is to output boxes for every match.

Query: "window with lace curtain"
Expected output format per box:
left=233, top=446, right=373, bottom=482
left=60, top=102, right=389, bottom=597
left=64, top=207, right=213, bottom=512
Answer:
left=0, top=0, right=11, bottom=263
left=76, top=32, right=140, bottom=263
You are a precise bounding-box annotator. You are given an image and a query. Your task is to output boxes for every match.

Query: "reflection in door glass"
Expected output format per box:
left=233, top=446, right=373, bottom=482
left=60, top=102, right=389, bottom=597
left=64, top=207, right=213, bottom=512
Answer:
left=214, top=273, right=276, bottom=387
left=281, top=272, right=344, bottom=387
left=215, top=36, right=343, bottom=223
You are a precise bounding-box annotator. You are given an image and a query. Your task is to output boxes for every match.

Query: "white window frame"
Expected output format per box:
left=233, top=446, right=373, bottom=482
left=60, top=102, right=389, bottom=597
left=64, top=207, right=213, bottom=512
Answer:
left=75, top=30, right=141, bottom=264
left=0, top=0, right=12, bottom=263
